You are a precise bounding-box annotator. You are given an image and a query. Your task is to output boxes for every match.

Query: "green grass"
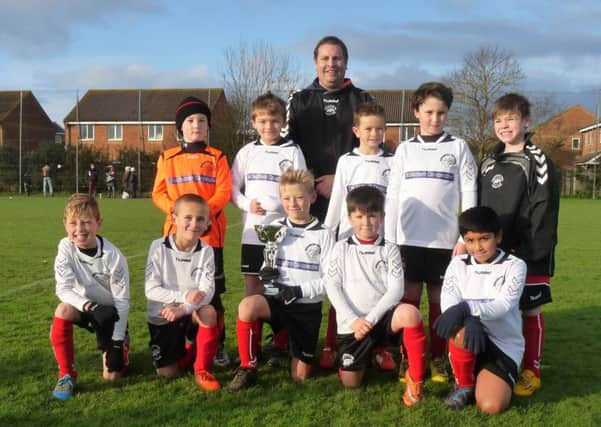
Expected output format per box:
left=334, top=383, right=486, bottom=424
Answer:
left=1, top=196, right=600, bottom=426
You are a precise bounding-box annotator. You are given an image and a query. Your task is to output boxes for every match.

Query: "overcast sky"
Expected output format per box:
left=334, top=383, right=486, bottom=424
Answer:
left=1, top=0, right=600, bottom=122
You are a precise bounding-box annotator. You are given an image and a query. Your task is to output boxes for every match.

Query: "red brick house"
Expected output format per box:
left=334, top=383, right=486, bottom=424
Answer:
left=63, top=89, right=231, bottom=160
left=369, top=89, right=418, bottom=151
left=578, top=122, right=601, bottom=157
left=0, top=91, right=58, bottom=150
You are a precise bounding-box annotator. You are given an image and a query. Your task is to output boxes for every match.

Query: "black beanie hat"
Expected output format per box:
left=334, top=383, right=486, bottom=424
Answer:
left=175, top=96, right=211, bottom=131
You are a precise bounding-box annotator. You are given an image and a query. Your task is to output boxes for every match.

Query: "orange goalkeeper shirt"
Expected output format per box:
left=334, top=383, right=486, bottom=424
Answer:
left=152, top=142, right=232, bottom=248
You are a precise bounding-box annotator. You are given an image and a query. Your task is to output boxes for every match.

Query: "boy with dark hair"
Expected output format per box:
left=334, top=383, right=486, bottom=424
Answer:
left=322, top=101, right=395, bottom=370
left=435, top=206, right=526, bottom=414
left=385, top=81, right=478, bottom=383
left=50, top=194, right=130, bottom=400
left=479, top=92, right=559, bottom=397
left=145, top=194, right=221, bottom=391
left=228, top=169, right=334, bottom=392
left=326, top=186, right=427, bottom=406
left=152, top=96, right=233, bottom=368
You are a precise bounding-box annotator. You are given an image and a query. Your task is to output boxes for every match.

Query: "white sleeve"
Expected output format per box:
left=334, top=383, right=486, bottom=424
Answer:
left=144, top=243, right=188, bottom=305
left=440, top=260, right=463, bottom=312
left=365, top=244, right=404, bottom=325
left=325, top=243, right=360, bottom=326
left=54, top=241, right=88, bottom=311
left=195, top=246, right=216, bottom=307
left=467, top=260, right=526, bottom=320
left=108, top=249, right=130, bottom=341
left=231, top=147, right=252, bottom=212
left=459, top=141, right=477, bottom=212
left=385, top=150, right=402, bottom=242
left=299, top=229, right=335, bottom=299
left=324, top=160, right=345, bottom=232
left=293, top=146, right=307, bottom=170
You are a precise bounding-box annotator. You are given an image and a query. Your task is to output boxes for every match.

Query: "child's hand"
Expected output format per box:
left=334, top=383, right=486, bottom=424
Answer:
left=250, top=199, right=266, bottom=215
left=160, top=304, right=188, bottom=322
left=352, top=317, right=373, bottom=341
left=452, top=242, right=467, bottom=256
left=186, top=289, right=206, bottom=305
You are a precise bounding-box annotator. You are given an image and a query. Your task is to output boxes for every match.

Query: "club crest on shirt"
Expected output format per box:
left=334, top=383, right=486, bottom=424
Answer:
left=375, top=259, right=387, bottom=274
left=493, top=275, right=505, bottom=289
left=92, top=272, right=110, bottom=287
left=440, top=153, right=457, bottom=168
left=491, top=174, right=504, bottom=189
left=200, top=160, right=214, bottom=177
left=279, top=159, right=293, bottom=173
left=382, top=168, right=391, bottom=178
left=323, top=98, right=339, bottom=116
left=305, top=243, right=321, bottom=260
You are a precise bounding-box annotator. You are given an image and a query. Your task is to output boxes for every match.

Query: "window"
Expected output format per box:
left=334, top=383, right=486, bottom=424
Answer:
left=572, top=138, right=580, bottom=150
left=108, top=124, right=122, bottom=141
left=80, top=124, right=94, bottom=140
left=148, top=124, right=163, bottom=141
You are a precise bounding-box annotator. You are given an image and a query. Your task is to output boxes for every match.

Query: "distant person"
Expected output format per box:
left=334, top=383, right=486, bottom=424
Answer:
left=284, top=35, right=373, bottom=221
left=23, top=169, right=32, bottom=196
left=88, top=163, right=98, bottom=198
left=152, top=96, right=232, bottom=368
left=42, top=163, right=53, bottom=196
left=50, top=194, right=130, bottom=400
left=478, top=93, right=560, bottom=397
left=145, top=194, right=221, bottom=391
left=128, top=167, right=138, bottom=198
left=385, top=82, right=478, bottom=384
left=122, top=166, right=131, bottom=199
left=105, top=165, right=116, bottom=198
left=435, top=206, right=526, bottom=414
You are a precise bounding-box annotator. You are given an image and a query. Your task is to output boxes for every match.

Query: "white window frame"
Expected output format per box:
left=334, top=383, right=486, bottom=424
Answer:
left=80, top=124, right=94, bottom=141
left=108, top=124, right=123, bottom=141
left=148, top=124, right=163, bottom=141
left=572, top=137, right=580, bottom=150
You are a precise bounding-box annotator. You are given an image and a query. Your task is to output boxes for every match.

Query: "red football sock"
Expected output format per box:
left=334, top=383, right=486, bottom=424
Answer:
left=194, top=325, right=220, bottom=373
left=429, top=302, right=446, bottom=359
left=50, top=317, right=76, bottom=378
left=523, top=313, right=545, bottom=377
left=403, top=321, right=426, bottom=382
left=324, top=306, right=338, bottom=350
left=449, top=340, right=476, bottom=388
left=236, top=317, right=259, bottom=369
left=399, top=299, right=420, bottom=357
left=273, top=329, right=288, bottom=351
left=176, top=342, right=196, bottom=371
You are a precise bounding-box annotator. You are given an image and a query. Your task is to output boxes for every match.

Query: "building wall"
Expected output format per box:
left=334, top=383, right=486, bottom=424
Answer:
left=535, top=106, right=596, bottom=156
left=383, top=125, right=419, bottom=152
left=581, top=128, right=601, bottom=156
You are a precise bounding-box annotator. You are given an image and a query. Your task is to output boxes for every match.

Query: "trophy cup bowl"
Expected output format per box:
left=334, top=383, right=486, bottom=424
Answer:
left=255, top=224, right=286, bottom=296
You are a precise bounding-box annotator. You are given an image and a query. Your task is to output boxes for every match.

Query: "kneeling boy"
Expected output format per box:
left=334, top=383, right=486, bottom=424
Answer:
left=228, top=169, right=334, bottom=392
left=325, top=186, right=427, bottom=406
left=50, top=194, right=130, bottom=400
left=435, top=206, right=526, bottom=414
left=145, top=194, right=221, bottom=391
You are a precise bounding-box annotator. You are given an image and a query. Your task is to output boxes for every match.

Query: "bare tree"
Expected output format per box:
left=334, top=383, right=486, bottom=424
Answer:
left=445, top=46, right=525, bottom=161
left=221, top=40, right=302, bottom=155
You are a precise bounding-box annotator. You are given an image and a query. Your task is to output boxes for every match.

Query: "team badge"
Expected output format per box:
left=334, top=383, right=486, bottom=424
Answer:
left=151, top=345, right=162, bottom=361
left=200, top=160, right=214, bottom=177
left=493, top=276, right=505, bottom=289
left=323, top=98, right=339, bottom=116
left=305, top=243, right=321, bottom=260
left=375, top=259, right=387, bottom=274
left=341, top=353, right=355, bottom=368
left=382, top=168, right=391, bottom=178
left=491, top=174, right=504, bottom=189
left=279, top=159, right=293, bottom=172
left=92, top=272, right=110, bottom=287
left=440, top=154, right=457, bottom=168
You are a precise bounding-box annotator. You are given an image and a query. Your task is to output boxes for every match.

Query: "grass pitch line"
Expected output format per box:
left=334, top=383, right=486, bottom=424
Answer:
left=1, top=221, right=242, bottom=299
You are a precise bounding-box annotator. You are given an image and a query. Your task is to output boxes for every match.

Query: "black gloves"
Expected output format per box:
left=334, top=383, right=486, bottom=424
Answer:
left=464, top=316, right=487, bottom=354
left=434, top=301, right=470, bottom=339
left=273, top=283, right=303, bottom=305
left=89, top=303, right=119, bottom=327
left=106, top=340, right=124, bottom=372
left=259, top=267, right=279, bottom=283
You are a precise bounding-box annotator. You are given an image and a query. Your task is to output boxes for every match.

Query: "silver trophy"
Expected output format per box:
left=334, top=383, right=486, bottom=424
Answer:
left=255, top=224, right=287, bottom=296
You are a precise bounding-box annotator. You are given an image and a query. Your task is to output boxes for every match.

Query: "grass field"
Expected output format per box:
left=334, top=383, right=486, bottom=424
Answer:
left=1, top=196, right=600, bottom=426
